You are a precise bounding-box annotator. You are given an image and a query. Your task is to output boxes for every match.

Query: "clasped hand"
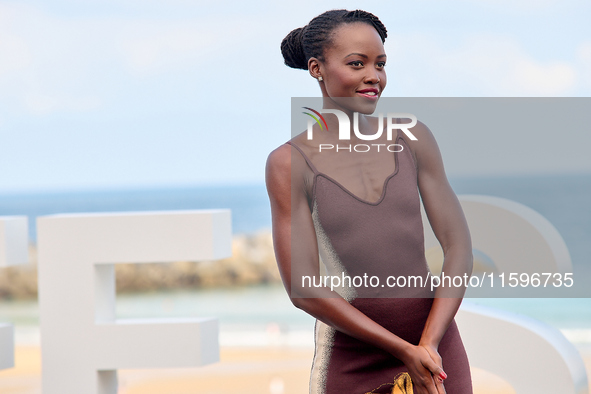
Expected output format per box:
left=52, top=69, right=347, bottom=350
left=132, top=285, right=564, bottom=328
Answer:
left=402, top=344, right=447, bottom=394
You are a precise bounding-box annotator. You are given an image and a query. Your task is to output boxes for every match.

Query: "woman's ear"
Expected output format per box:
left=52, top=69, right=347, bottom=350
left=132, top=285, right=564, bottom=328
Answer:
left=308, top=57, right=322, bottom=80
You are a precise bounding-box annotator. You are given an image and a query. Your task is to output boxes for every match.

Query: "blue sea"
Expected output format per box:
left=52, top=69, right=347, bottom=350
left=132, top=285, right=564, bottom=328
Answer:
left=0, top=174, right=590, bottom=346
left=0, top=183, right=273, bottom=241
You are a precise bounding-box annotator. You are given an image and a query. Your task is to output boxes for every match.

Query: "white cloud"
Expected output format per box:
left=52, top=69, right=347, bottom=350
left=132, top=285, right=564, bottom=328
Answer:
left=0, top=4, right=107, bottom=114
left=576, top=42, right=591, bottom=89
left=458, top=0, right=562, bottom=11
left=389, top=34, right=578, bottom=96
left=120, top=27, right=211, bottom=76
left=0, top=33, right=31, bottom=75
left=512, top=59, right=575, bottom=95
left=117, top=21, right=240, bottom=77
left=0, top=3, right=254, bottom=114
left=24, top=93, right=102, bottom=115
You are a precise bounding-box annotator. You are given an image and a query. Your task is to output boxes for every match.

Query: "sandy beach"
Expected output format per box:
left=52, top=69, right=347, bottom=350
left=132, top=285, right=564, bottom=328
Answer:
left=1, top=345, right=590, bottom=393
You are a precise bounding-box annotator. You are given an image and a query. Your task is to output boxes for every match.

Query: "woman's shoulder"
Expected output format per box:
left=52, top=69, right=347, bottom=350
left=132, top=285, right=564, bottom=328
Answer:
left=403, top=119, right=438, bottom=153
left=265, top=144, right=292, bottom=203
left=266, top=143, right=291, bottom=176
left=269, top=130, right=312, bottom=157
left=265, top=135, right=309, bottom=176
left=265, top=138, right=313, bottom=205
left=398, top=119, right=445, bottom=173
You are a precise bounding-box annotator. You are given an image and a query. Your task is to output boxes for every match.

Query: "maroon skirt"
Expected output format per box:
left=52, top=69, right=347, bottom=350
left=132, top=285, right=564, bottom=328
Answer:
left=309, top=298, right=473, bottom=393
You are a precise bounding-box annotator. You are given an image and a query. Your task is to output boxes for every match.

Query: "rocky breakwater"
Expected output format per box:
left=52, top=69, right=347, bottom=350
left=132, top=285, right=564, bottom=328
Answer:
left=0, top=230, right=282, bottom=299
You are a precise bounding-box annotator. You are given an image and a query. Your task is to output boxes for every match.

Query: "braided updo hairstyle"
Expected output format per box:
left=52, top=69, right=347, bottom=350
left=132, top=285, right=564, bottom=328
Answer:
left=281, top=9, right=387, bottom=70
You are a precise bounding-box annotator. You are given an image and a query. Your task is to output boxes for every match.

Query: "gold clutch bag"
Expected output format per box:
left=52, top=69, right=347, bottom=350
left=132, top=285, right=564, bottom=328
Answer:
left=365, top=372, right=413, bottom=394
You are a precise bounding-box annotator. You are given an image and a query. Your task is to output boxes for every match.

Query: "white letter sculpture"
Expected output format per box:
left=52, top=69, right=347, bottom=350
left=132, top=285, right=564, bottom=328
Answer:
left=423, top=195, right=588, bottom=394
left=0, top=216, right=29, bottom=370
left=37, top=210, right=231, bottom=394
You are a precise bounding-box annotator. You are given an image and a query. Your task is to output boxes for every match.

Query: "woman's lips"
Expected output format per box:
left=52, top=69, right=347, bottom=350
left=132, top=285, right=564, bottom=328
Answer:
left=356, top=89, right=379, bottom=99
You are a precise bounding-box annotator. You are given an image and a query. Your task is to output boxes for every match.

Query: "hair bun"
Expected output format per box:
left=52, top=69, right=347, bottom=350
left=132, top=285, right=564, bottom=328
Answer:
left=281, top=10, right=388, bottom=72
left=281, top=27, right=308, bottom=70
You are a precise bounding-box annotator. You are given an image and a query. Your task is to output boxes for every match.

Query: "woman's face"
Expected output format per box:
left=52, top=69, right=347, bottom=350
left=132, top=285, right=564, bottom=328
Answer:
left=315, top=22, right=387, bottom=114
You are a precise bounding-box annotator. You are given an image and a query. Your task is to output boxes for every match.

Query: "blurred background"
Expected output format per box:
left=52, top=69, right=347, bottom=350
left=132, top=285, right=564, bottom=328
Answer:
left=0, top=0, right=590, bottom=393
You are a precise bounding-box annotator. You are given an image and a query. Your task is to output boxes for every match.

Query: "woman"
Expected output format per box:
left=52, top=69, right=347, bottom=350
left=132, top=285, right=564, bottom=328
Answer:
left=265, top=9, right=473, bottom=394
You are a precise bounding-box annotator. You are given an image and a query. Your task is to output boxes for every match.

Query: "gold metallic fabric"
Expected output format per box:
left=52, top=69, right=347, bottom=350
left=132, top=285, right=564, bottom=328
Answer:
left=365, top=372, right=413, bottom=394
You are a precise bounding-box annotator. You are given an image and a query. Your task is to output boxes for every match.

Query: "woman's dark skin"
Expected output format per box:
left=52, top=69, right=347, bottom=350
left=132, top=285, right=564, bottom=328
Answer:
left=266, top=22, right=472, bottom=394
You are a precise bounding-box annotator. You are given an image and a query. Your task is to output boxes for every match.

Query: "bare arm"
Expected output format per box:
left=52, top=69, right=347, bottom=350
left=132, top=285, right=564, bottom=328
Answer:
left=410, top=122, right=473, bottom=360
left=265, top=143, right=447, bottom=394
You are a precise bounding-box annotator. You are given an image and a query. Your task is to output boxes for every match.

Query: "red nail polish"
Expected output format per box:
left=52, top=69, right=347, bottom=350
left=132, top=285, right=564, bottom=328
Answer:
left=439, top=371, right=447, bottom=380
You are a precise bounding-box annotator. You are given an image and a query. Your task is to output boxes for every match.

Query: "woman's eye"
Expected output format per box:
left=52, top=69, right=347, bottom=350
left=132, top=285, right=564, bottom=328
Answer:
left=348, top=60, right=363, bottom=67
left=377, top=62, right=386, bottom=68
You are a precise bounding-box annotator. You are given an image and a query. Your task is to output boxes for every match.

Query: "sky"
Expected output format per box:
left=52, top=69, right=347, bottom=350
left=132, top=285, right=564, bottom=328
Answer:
left=0, top=0, right=590, bottom=192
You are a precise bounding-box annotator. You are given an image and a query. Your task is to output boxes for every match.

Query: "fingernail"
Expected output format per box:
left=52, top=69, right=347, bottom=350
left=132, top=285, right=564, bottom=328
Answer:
left=439, top=371, right=447, bottom=380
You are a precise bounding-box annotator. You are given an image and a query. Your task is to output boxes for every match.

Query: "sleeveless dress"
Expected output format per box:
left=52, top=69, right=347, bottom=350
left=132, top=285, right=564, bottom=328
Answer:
left=285, top=129, right=473, bottom=394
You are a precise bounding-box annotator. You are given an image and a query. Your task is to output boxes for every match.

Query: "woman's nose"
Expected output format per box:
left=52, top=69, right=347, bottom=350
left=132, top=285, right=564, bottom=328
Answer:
left=364, top=71, right=380, bottom=84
